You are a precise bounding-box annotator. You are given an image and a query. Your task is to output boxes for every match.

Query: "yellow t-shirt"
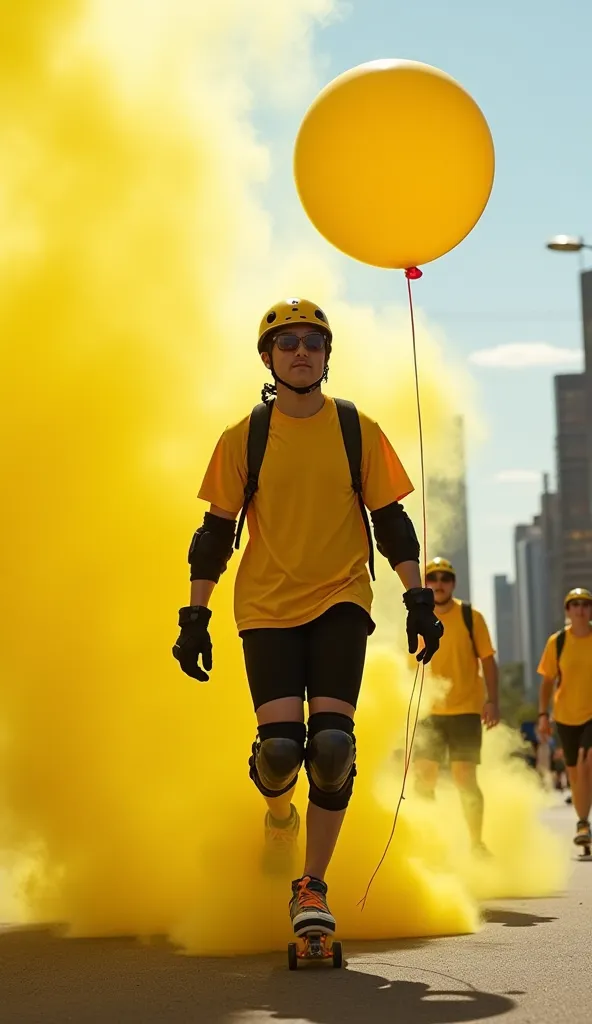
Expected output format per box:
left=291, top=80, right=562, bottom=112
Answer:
left=425, top=599, right=495, bottom=716
left=198, top=397, right=413, bottom=631
left=537, top=628, right=592, bottom=726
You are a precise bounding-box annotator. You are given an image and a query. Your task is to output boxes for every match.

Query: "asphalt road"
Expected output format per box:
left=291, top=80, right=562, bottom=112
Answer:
left=1, top=803, right=589, bottom=1024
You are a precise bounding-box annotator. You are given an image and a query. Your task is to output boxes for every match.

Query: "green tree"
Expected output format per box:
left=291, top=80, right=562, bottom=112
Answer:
left=498, top=662, right=538, bottom=728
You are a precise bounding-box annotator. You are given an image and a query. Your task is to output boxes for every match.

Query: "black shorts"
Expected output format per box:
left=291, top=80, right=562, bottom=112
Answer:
left=240, top=602, right=371, bottom=711
left=556, top=720, right=592, bottom=768
left=414, top=714, right=483, bottom=765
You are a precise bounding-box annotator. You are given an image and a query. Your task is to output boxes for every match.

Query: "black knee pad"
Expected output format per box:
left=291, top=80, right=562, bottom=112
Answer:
left=305, top=712, right=356, bottom=812
left=249, top=721, right=306, bottom=798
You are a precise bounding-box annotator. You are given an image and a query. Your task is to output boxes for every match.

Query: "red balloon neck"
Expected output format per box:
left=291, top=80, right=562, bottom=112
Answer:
left=405, top=267, right=423, bottom=280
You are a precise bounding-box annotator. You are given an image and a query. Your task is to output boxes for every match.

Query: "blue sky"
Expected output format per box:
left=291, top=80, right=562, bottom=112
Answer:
left=254, top=0, right=592, bottom=629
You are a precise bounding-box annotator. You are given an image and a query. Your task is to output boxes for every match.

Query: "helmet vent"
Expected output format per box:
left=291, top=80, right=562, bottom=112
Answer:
left=266, top=312, right=276, bottom=324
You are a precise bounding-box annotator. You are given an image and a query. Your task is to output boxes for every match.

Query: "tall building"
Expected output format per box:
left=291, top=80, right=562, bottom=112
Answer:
left=427, top=416, right=471, bottom=601
left=514, top=518, right=548, bottom=699
left=540, top=474, right=561, bottom=630
left=580, top=268, right=592, bottom=510
left=493, top=574, right=516, bottom=666
left=554, top=372, right=592, bottom=600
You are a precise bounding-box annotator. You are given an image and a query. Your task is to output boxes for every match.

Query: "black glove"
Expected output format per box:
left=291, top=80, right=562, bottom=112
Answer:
left=172, top=606, right=213, bottom=681
left=403, top=588, right=444, bottom=665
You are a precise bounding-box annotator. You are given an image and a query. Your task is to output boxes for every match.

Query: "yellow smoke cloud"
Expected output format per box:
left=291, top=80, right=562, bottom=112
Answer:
left=0, top=0, right=567, bottom=954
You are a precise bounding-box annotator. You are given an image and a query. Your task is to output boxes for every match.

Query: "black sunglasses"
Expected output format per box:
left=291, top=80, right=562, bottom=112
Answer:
left=426, top=572, right=455, bottom=583
left=273, top=331, right=326, bottom=353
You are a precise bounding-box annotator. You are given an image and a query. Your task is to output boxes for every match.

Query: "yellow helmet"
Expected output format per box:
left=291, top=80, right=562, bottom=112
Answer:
left=564, top=587, right=592, bottom=608
left=258, top=297, right=332, bottom=352
left=426, top=557, right=456, bottom=578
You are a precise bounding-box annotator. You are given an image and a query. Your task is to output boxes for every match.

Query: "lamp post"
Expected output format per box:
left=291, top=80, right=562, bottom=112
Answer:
left=545, top=233, right=592, bottom=617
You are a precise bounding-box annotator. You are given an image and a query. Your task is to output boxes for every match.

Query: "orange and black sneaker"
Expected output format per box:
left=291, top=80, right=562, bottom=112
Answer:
left=289, top=875, right=335, bottom=937
left=263, top=804, right=300, bottom=873
left=574, top=819, right=591, bottom=846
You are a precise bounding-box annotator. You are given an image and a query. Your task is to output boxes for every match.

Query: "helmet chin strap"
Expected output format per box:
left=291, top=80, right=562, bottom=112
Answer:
left=262, top=355, right=328, bottom=402
left=273, top=373, right=325, bottom=395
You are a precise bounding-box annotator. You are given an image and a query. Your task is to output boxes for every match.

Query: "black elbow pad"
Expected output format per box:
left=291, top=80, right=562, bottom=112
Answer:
left=188, top=512, right=236, bottom=582
left=370, top=502, right=420, bottom=569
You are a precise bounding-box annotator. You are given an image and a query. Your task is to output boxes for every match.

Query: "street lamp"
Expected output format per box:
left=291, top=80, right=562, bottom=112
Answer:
left=546, top=234, right=592, bottom=254
left=545, top=231, right=592, bottom=609
left=546, top=235, right=592, bottom=270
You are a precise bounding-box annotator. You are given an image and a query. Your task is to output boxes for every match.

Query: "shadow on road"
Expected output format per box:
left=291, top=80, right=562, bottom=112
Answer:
left=483, top=908, right=557, bottom=928
left=264, top=971, right=516, bottom=1024
left=0, top=927, right=517, bottom=1024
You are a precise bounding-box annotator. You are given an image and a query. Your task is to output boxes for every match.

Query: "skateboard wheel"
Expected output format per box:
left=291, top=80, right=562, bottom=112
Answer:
left=332, top=940, right=343, bottom=969
left=288, top=942, right=298, bottom=971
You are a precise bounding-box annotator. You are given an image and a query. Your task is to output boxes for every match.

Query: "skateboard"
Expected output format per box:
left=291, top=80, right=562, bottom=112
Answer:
left=287, top=933, right=343, bottom=970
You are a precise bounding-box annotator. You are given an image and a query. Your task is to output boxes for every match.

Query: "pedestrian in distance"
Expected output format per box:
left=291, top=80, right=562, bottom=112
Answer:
left=519, top=719, right=538, bottom=772
left=172, top=298, right=443, bottom=940
left=552, top=745, right=568, bottom=794
left=413, top=557, right=500, bottom=856
left=538, top=588, right=592, bottom=851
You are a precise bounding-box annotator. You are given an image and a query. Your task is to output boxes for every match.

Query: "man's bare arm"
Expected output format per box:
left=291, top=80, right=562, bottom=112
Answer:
left=481, top=655, right=499, bottom=705
left=395, top=559, right=422, bottom=591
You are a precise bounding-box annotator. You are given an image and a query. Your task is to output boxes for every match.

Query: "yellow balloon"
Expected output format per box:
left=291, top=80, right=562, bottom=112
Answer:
left=294, top=59, right=495, bottom=269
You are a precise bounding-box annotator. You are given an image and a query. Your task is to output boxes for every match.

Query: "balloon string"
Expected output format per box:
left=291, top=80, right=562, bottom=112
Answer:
left=406, top=268, right=428, bottom=579
left=358, top=267, right=427, bottom=911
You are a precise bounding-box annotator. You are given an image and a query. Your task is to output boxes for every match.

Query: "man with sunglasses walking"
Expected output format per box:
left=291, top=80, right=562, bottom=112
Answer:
left=538, top=588, right=592, bottom=851
left=414, top=557, right=499, bottom=855
left=172, top=297, right=443, bottom=939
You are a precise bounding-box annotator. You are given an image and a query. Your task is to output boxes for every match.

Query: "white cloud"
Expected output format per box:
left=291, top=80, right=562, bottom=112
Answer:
left=493, top=470, right=541, bottom=484
left=468, top=343, right=583, bottom=369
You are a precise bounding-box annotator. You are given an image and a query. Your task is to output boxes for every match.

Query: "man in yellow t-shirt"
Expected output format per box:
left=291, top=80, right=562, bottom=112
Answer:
left=171, top=297, right=443, bottom=940
left=538, top=587, right=592, bottom=850
left=414, top=557, right=499, bottom=854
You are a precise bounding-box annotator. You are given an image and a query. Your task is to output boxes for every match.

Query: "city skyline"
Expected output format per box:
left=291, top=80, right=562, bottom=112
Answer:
left=493, top=265, right=592, bottom=687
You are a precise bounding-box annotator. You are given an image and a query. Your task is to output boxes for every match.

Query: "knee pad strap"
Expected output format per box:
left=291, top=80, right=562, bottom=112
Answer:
left=306, top=712, right=356, bottom=812
left=249, top=721, right=306, bottom=798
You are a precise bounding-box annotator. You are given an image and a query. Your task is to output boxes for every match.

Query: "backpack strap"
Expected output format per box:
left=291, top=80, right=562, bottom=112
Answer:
left=334, top=398, right=375, bottom=581
left=555, top=628, right=566, bottom=684
left=461, top=601, right=479, bottom=659
left=235, top=401, right=273, bottom=550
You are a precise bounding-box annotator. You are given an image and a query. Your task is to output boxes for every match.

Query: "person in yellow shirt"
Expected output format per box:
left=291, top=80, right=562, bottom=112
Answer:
left=172, top=297, right=443, bottom=940
left=538, top=587, right=592, bottom=850
left=414, top=557, right=499, bottom=854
